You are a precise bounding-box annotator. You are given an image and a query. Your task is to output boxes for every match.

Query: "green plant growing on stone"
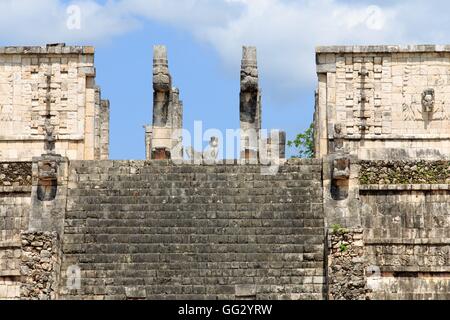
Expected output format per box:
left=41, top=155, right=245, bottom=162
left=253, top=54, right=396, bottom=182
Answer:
left=331, top=224, right=348, bottom=235
left=339, top=243, right=349, bottom=252
left=359, top=160, right=450, bottom=185
left=288, top=123, right=314, bottom=158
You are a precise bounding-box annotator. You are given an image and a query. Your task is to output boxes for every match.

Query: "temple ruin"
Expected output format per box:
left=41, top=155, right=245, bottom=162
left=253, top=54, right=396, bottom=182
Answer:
left=0, top=44, right=449, bottom=300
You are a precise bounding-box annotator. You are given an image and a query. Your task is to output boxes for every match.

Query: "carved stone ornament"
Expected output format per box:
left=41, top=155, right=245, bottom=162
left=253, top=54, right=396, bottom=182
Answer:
left=422, top=88, right=435, bottom=113
left=37, top=160, right=58, bottom=201
left=334, top=123, right=342, bottom=135
left=332, top=157, right=350, bottom=181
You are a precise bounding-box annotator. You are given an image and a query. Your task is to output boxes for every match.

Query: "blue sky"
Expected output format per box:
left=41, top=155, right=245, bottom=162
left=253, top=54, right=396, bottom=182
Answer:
left=1, top=0, right=449, bottom=159
left=94, top=24, right=315, bottom=159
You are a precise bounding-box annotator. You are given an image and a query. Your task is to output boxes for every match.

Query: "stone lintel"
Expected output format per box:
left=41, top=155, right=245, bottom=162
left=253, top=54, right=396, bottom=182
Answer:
left=316, top=63, right=336, bottom=73
left=365, top=238, right=450, bottom=245
left=0, top=44, right=95, bottom=55
left=333, top=134, right=450, bottom=141
left=359, top=184, right=450, bottom=191
left=316, top=44, right=450, bottom=54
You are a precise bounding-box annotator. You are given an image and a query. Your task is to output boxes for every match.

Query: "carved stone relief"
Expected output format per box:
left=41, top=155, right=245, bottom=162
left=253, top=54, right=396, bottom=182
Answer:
left=421, top=88, right=435, bottom=113
left=402, top=101, right=417, bottom=121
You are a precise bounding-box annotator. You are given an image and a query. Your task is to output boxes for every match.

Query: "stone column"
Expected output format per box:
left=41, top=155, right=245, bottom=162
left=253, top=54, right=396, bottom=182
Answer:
left=151, top=45, right=172, bottom=159
left=146, top=45, right=184, bottom=160
left=152, top=45, right=171, bottom=126
left=170, top=87, right=183, bottom=160
left=24, top=153, right=69, bottom=299
left=240, top=46, right=261, bottom=161
left=144, top=125, right=153, bottom=160
left=100, top=99, right=110, bottom=160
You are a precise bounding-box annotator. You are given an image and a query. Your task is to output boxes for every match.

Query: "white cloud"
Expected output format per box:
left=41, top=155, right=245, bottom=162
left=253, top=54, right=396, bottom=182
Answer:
left=1, top=0, right=450, bottom=100
left=0, top=0, right=138, bottom=44
left=189, top=0, right=399, bottom=98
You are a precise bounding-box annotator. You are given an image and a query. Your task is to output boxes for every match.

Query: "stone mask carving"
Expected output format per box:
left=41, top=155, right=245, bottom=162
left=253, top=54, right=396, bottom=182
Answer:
left=332, top=157, right=350, bottom=180
left=422, top=89, right=435, bottom=112
left=334, top=123, right=342, bottom=135
left=37, top=160, right=58, bottom=201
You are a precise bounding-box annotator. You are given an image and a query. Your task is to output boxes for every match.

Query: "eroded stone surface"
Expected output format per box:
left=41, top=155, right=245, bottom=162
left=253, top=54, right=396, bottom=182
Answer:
left=0, top=43, right=109, bottom=161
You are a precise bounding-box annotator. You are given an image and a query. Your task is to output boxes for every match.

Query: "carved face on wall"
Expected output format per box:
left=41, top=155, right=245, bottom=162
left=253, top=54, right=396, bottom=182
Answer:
left=332, top=157, right=350, bottom=181
left=422, top=89, right=435, bottom=112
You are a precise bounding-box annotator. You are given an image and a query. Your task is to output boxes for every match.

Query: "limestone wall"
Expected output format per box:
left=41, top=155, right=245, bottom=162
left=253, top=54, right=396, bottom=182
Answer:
left=60, top=160, right=325, bottom=300
left=361, top=188, right=450, bottom=299
left=315, top=45, right=450, bottom=160
left=0, top=44, right=109, bottom=161
left=0, top=162, right=32, bottom=299
left=0, top=162, right=32, bottom=242
left=324, top=158, right=450, bottom=300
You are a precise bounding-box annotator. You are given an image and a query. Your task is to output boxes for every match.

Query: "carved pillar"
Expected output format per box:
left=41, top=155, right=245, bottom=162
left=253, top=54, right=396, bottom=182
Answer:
left=151, top=45, right=172, bottom=159
left=29, top=155, right=69, bottom=236
left=240, top=46, right=261, bottom=161
left=152, top=45, right=171, bottom=127
left=146, top=45, right=183, bottom=160
left=24, top=153, right=68, bottom=300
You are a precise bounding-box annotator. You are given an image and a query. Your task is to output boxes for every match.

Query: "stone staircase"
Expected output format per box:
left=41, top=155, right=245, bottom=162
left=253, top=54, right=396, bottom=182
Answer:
left=60, top=160, right=325, bottom=300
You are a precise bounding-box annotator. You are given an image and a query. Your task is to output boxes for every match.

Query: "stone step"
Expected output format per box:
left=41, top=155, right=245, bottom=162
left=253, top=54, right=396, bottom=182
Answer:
left=58, top=265, right=319, bottom=278
left=69, top=188, right=316, bottom=196
left=65, top=204, right=316, bottom=215
left=64, top=214, right=317, bottom=226
left=59, top=292, right=323, bottom=300
left=59, top=264, right=322, bottom=279
left=68, top=165, right=322, bottom=174
left=67, top=186, right=315, bottom=197
left=57, top=269, right=319, bottom=287
left=68, top=179, right=322, bottom=188
left=71, top=166, right=299, bottom=174
left=68, top=159, right=322, bottom=173
left=62, top=253, right=318, bottom=263
left=63, top=225, right=324, bottom=235
left=63, top=233, right=316, bottom=246
left=62, top=234, right=322, bottom=246
left=65, top=219, right=310, bottom=228
left=64, top=207, right=320, bottom=220
left=68, top=172, right=321, bottom=182
left=62, top=243, right=309, bottom=254
left=65, top=195, right=315, bottom=205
